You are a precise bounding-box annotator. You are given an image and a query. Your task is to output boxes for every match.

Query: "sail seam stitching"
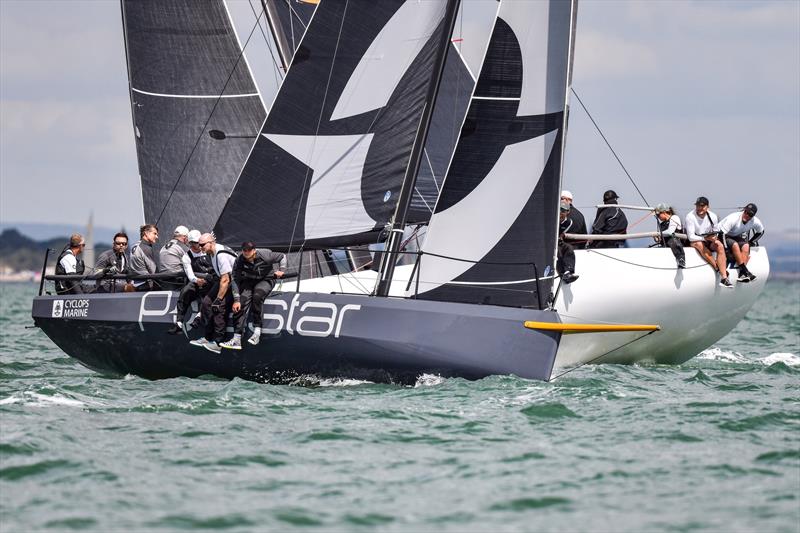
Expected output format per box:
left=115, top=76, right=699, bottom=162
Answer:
left=131, top=87, right=259, bottom=99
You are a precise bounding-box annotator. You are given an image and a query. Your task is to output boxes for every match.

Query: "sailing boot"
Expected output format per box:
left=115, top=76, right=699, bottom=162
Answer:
left=220, top=334, right=242, bottom=351
left=719, top=277, right=734, bottom=289
left=677, top=258, right=686, bottom=269
left=561, top=271, right=579, bottom=284
left=738, top=264, right=756, bottom=282
left=204, top=341, right=222, bottom=354
left=189, top=337, right=211, bottom=348
left=248, top=328, right=261, bottom=346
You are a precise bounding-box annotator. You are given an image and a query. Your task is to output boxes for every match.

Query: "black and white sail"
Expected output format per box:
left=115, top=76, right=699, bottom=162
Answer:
left=213, top=0, right=453, bottom=249
left=122, top=0, right=266, bottom=235
left=411, top=0, right=577, bottom=308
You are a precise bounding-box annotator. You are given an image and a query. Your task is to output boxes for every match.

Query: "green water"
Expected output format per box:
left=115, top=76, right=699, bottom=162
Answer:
left=1, top=282, right=798, bottom=532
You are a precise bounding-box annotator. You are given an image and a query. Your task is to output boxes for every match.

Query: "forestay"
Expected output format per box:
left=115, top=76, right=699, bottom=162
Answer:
left=411, top=0, right=577, bottom=309
left=122, top=0, right=266, bottom=236
left=213, top=0, right=452, bottom=249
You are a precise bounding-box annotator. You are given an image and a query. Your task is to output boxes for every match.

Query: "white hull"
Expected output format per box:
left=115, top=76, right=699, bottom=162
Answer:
left=552, top=247, right=768, bottom=372
left=279, top=247, right=769, bottom=378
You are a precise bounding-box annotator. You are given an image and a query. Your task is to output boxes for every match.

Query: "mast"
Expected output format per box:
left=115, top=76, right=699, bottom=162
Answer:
left=261, top=0, right=293, bottom=71
left=375, top=0, right=461, bottom=297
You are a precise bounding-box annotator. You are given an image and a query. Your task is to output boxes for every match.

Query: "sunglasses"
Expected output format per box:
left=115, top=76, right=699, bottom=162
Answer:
left=114, top=241, right=128, bottom=246
left=198, top=242, right=210, bottom=246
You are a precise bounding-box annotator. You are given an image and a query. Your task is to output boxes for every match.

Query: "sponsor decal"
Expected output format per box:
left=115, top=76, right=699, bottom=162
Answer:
left=54, top=298, right=90, bottom=318
left=262, top=294, right=361, bottom=338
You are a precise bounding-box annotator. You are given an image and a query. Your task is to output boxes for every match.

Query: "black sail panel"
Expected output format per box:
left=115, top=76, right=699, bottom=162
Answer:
left=214, top=0, right=451, bottom=249
left=413, top=1, right=576, bottom=309
left=123, top=0, right=266, bottom=235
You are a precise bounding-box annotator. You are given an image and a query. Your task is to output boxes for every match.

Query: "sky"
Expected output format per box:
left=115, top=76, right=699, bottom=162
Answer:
left=1, top=0, right=798, bottom=243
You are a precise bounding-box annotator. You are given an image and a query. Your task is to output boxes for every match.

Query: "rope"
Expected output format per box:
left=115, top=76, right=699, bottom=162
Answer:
left=549, top=329, right=659, bottom=381
left=587, top=249, right=706, bottom=271
left=571, top=88, right=649, bottom=206
left=154, top=9, right=265, bottom=227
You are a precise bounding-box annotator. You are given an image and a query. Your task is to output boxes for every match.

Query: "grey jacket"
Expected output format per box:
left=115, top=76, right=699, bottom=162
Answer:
left=129, top=240, right=158, bottom=276
left=158, top=239, right=189, bottom=274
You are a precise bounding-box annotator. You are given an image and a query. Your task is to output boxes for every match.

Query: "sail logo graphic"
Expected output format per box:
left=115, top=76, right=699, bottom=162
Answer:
left=52, top=299, right=90, bottom=318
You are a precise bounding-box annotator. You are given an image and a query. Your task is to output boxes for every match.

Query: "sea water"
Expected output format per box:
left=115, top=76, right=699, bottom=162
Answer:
left=1, top=281, right=798, bottom=532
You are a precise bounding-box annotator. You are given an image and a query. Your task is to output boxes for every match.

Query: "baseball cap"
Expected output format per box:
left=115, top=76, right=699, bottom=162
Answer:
left=694, top=196, right=709, bottom=206
left=561, top=190, right=573, bottom=200
left=174, top=225, right=189, bottom=236
left=743, top=203, right=758, bottom=216
left=187, top=230, right=201, bottom=243
left=654, top=203, right=670, bottom=214
left=603, top=190, right=619, bottom=202
left=241, top=241, right=256, bottom=251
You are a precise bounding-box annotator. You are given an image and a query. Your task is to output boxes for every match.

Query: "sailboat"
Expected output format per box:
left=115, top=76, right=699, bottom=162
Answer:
left=31, top=0, right=768, bottom=383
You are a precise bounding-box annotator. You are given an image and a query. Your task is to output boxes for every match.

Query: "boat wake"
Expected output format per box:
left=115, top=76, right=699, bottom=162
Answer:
left=696, top=348, right=800, bottom=366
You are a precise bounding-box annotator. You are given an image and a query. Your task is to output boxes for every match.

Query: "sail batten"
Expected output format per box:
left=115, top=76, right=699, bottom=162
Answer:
left=122, top=0, right=267, bottom=235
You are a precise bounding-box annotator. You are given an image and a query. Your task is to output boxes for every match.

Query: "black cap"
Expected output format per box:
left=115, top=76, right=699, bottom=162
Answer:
left=241, top=241, right=256, bottom=251
left=743, top=203, right=758, bottom=216
left=695, top=196, right=709, bottom=206
left=603, top=190, right=619, bottom=203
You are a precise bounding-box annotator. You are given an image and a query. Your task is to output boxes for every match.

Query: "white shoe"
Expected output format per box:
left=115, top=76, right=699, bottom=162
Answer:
left=248, top=333, right=261, bottom=346
left=189, top=338, right=210, bottom=347
left=220, top=336, right=242, bottom=350
left=204, top=341, right=222, bottom=354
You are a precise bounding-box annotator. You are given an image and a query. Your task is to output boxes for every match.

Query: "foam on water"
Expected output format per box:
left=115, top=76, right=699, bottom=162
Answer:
left=760, top=352, right=800, bottom=366
left=0, top=391, right=87, bottom=408
left=414, top=373, right=446, bottom=387
left=696, top=347, right=749, bottom=363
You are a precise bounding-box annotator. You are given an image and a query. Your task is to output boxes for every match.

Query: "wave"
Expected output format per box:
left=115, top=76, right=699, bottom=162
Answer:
left=696, top=348, right=800, bottom=366
left=0, top=391, right=88, bottom=408
left=414, top=373, right=446, bottom=387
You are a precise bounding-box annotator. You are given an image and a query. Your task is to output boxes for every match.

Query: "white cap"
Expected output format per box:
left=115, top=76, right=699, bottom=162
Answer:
left=187, top=229, right=201, bottom=243
left=173, top=225, right=189, bottom=237
left=561, top=190, right=573, bottom=200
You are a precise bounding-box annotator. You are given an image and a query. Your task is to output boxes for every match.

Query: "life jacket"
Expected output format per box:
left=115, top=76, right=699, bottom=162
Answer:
left=189, top=251, right=214, bottom=275
left=210, top=246, right=238, bottom=277
left=55, top=245, right=85, bottom=293
left=235, top=251, right=275, bottom=283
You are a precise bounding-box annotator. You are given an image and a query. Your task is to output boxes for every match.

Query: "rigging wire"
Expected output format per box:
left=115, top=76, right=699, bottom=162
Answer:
left=571, top=87, right=649, bottom=206
left=549, top=329, right=658, bottom=381
left=154, top=9, right=266, bottom=228
left=247, top=0, right=285, bottom=88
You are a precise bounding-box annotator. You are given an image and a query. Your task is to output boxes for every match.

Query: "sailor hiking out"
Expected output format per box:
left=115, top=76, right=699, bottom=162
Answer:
left=129, top=224, right=159, bottom=291
left=653, top=204, right=686, bottom=268
left=684, top=196, right=732, bottom=288
left=220, top=242, right=286, bottom=350
left=718, top=202, right=763, bottom=283
left=188, top=233, right=238, bottom=354
left=157, top=225, right=191, bottom=290
left=55, top=233, right=86, bottom=295
left=168, top=230, right=214, bottom=335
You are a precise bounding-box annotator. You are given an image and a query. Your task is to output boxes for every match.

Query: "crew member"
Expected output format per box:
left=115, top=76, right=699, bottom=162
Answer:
left=684, top=196, right=732, bottom=288
left=168, top=230, right=213, bottom=335
left=94, top=232, right=132, bottom=292
left=129, top=224, right=159, bottom=291
left=718, top=202, right=764, bottom=282
left=556, top=202, right=579, bottom=284
left=55, top=233, right=86, bottom=295
left=561, top=190, right=587, bottom=244
left=220, top=242, right=286, bottom=350
left=189, top=233, right=237, bottom=353
left=589, top=190, right=627, bottom=248
left=654, top=204, right=686, bottom=269
left=158, top=225, right=191, bottom=290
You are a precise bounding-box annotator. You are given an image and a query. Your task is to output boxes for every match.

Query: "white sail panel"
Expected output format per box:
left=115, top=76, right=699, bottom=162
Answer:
left=263, top=133, right=376, bottom=240
left=330, top=1, right=446, bottom=121
left=413, top=131, right=557, bottom=295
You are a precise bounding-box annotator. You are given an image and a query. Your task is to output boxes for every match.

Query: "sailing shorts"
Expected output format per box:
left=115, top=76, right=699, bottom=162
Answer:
left=725, top=235, right=748, bottom=250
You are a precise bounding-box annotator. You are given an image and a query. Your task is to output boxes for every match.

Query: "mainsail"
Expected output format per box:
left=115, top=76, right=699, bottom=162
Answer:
left=122, top=0, right=266, bottom=236
left=411, top=0, right=577, bottom=308
left=213, top=0, right=454, bottom=249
